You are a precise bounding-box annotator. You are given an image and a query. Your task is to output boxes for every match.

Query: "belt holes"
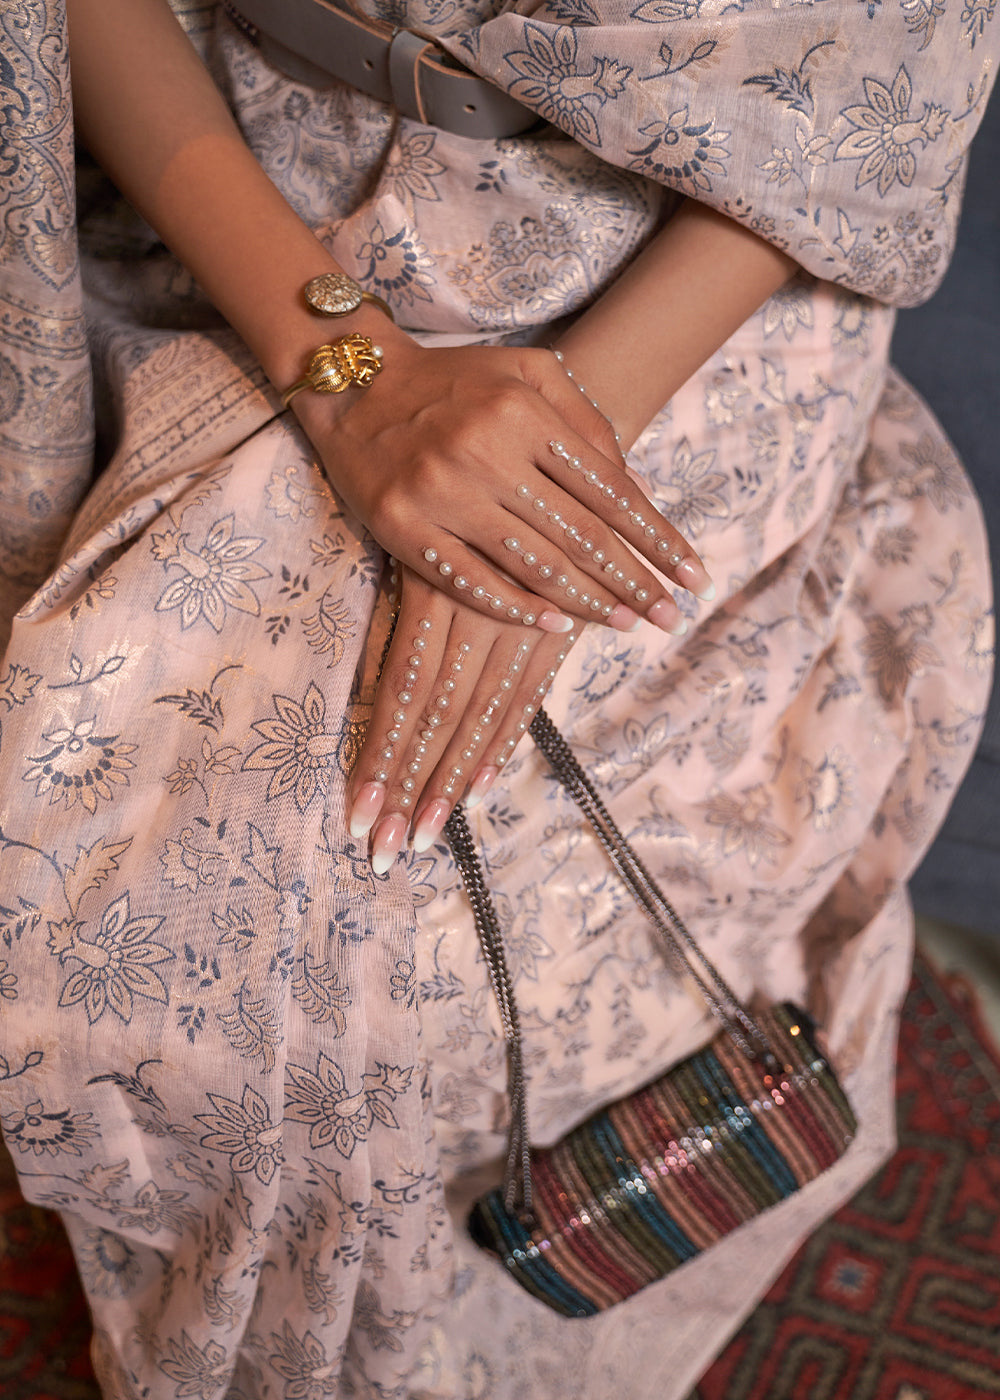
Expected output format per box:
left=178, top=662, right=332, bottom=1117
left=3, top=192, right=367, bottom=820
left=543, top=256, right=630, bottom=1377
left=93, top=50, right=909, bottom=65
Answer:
left=464, top=102, right=476, bottom=113
left=363, top=57, right=374, bottom=70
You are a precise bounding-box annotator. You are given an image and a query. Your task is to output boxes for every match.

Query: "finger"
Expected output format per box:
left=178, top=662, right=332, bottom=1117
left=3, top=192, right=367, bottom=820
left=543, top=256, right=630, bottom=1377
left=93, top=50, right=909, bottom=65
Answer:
left=346, top=591, right=458, bottom=846
left=350, top=587, right=528, bottom=869
left=520, top=348, right=716, bottom=601
left=410, top=624, right=580, bottom=853
left=539, top=437, right=715, bottom=602
left=411, top=539, right=578, bottom=634
left=415, top=483, right=690, bottom=638
left=497, top=482, right=689, bottom=636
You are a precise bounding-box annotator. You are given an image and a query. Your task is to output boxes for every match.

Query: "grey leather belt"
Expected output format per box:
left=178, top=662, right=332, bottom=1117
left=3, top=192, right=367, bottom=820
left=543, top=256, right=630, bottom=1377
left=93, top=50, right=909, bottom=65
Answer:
left=223, top=0, right=538, bottom=139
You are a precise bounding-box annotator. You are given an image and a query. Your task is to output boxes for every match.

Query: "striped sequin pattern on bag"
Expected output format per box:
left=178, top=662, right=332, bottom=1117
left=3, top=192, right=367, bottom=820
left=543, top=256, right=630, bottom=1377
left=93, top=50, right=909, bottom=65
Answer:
left=469, top=1003, right=857, bottom=1317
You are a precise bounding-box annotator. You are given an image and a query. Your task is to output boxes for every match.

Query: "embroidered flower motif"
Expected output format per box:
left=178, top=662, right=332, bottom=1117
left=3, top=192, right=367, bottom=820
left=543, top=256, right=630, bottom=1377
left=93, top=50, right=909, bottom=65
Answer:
left=116, top=1180, right=198, bottom=1235
left=704, top=376, right=751, bottom=427
left=0, top=663, right=41, bottom=709
left=873, top=525, right=917, bottom=566
left=901, top=0, right=946, bottom=48
left=961, top=0, right=997, bottom=45
left=0, top=960, right=17, bottom=1000
left=159, top=827, right=227, bottom=892
left=159, top=1331, right=232, bottom=1399
left=212, top=904, right=257, bottom=954
left=628, top=107, right=729, bottom=194
left=859, top=603, right=944, bottom=705
left=761, top=146, right=797, bottom=186
left=796, top=748, right=855, bottom=830
left=894, top=433, right=966, bottom=512
left=23, top=717, right=136, bottom=813
left=352, top=1278, right=416, bottom=1354
left=284, top=1054, right=411, bottom=1159
left=242, top=682, right=340, bottom=811
left=356, top=219, right=436, bottom=307
left=762, top=282, right=815, bottom=340
left=296, top=121, right=356, bottom=191
left=195, top=1085, right=283, bottom=1184
left=77, top=1229, right=142, bottom=1298
left=389, top=958, right=415, bottom=1007
left=704, top=785, right=792, bottom=868
left=835, top=65, right=948, bottom=196
left=68, top=573, right=118, bottom=621
left=832, top=293, right=873, bottom=352
left=266, top=463, right=329, bottom=522
left=1, top=1101, right=99, bottom=1156
left=165, top=757, right=200, bottom=796
left=154, top=514, right=269, bottom=633
left=505, top=25, right=630, bottom=147
left=49, top=891, right=173, bottom=1024
left=382, top=131, right=446, bottom=208
left=268, top=1320, right=340, bottom=1399
left=651, top=437, right=729, bottom=538
left=283, top=92, right=310, bottom=122
left=484, top=254, right=586, bottom=320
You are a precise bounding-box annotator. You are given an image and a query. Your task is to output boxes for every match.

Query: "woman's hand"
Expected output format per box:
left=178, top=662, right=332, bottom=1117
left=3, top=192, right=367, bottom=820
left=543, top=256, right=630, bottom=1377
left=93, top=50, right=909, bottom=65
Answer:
left=294, top=337, right=713, bottom=639
left=345, top=565, right=584, bottom=870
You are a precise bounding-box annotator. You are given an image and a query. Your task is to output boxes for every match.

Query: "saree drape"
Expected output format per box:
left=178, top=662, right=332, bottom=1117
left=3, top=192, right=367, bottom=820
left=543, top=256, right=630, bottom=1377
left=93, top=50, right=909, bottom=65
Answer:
left=0, top=1, right=995, bottom=1396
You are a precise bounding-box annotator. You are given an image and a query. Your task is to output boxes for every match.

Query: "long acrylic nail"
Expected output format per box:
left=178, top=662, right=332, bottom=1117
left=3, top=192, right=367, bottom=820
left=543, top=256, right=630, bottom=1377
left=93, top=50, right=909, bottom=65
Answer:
left=349, top=782, right=385, bottom=838
left=647, top=599, right=688, bottom=636
left=536, top=610, right=575, bottom=633
left=674, top=558, right=715, bottom=601
left=371, top=814, right=408, bottom=875
left=412, top=799, right=450, bottom=854
left=607, top=603, right=641, bottom=632
left=465, top=766, right=499, bottom=810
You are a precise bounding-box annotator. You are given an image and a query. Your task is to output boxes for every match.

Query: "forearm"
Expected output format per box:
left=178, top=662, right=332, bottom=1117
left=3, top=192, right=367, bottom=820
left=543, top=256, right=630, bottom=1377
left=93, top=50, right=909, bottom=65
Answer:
left=556, top=202, right=796, bottom=449
left=65, top=0, right=402, bottom=391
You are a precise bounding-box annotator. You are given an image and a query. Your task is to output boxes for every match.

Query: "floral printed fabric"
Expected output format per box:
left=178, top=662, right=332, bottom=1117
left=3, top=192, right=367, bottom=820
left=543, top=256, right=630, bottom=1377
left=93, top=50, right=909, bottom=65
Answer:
left=0, top=1, right=995, bottom=1398
left=448, top=0, right=997, bottom=308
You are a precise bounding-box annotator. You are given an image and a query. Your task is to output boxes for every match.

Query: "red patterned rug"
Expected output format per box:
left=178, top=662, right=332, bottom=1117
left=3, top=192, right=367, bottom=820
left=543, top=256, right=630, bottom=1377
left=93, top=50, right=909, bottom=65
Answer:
left=692, top=951, right=1000, bottom=1400
left=2, top=951, right=999, bottom=1399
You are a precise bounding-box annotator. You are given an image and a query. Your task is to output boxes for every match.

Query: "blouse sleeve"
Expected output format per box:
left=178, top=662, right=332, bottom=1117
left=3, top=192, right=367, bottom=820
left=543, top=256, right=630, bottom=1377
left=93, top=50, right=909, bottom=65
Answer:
left=442, top=0, right=998, bottom=306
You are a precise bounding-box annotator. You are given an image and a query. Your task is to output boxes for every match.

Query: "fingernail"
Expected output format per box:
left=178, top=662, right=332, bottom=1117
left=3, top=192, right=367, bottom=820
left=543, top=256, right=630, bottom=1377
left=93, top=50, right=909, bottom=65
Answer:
left=675, top=559, right=715, bottom=601
left=465, top=766, right=499, bottom=810
left=371, top=814, right=407, bottom=875
left=648, top=599, right=688, bottom=636
left=607, top=603, right=641, bottom=632
left=349, top=782, right=385, bottom=838
left=536, top=610, right=575, bottom=633
left=412, top=799, right=450, bottom=854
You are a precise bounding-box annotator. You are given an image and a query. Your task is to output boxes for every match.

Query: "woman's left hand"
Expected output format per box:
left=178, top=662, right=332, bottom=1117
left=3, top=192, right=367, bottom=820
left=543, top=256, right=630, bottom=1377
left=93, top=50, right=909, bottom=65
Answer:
left=346, top=565, right=584, bottom=870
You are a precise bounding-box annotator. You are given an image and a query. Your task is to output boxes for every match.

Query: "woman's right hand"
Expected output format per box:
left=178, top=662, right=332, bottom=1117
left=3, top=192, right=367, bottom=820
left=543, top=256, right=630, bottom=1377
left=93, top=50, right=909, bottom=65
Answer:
left=293, top=335, right=713, bottom=639
left=346, top=564, right=584, bottom=869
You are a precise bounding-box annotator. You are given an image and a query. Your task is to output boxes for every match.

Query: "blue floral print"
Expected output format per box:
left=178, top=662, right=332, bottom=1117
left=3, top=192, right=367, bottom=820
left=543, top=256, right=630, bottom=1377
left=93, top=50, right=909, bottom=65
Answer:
left=0, top=0, right=994, bottom=1396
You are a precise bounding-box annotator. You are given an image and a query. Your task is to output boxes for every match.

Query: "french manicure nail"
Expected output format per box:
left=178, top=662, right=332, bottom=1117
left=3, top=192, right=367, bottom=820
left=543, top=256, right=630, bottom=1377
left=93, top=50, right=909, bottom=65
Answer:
left=371, top=814, right=408, bottom=875
left=647, top=599, right=688, bottom=636
left=607, top=603, right=641, bottom=632
left=536, top=610, right=575, bottom=633
left=412, top=799, right=450, bottom=854
left=349, top=782, right=385, bottom=838
left=675, top=559, right=716, bottom=601
left=465, top=766, right=499, bottom=810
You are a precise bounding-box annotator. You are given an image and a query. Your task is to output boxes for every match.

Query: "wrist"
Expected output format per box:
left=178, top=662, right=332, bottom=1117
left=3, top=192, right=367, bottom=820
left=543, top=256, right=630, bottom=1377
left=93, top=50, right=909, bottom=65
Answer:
left=259, top=290, right=406, bottom=398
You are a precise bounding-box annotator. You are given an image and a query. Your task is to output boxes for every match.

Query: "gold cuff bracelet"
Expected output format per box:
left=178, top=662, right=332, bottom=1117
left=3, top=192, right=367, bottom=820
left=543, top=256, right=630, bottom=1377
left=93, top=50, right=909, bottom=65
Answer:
left=281, top=333, right=384, bottom=408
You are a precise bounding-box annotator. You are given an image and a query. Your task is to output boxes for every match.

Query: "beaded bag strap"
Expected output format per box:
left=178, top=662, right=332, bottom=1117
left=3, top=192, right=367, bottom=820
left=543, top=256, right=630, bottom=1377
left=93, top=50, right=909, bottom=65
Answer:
left=444, top=708, right=775, bottom=1216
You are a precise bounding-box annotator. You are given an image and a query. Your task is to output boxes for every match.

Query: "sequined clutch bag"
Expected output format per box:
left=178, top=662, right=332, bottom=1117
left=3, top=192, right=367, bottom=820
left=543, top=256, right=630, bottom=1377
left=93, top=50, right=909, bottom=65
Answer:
left=445, top=710, right=857, bottom=1317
